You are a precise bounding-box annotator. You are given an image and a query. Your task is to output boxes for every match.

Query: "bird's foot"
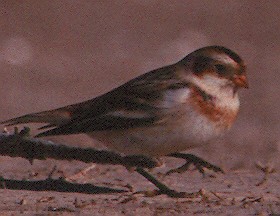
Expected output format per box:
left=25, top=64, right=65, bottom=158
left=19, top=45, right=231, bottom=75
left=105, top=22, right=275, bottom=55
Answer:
left=166, top=153, right=224, bottom=176
left=135, top=167, right=199, bottom=198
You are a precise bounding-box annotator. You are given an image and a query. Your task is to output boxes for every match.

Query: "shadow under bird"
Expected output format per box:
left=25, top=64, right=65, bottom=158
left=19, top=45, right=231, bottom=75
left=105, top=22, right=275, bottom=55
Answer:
left=1, top=46, right=248, bottom=197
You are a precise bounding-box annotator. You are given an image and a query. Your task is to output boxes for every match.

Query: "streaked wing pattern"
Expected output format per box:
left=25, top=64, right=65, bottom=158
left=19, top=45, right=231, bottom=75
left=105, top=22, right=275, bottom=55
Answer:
left=3, top=64, right=190, bottom=137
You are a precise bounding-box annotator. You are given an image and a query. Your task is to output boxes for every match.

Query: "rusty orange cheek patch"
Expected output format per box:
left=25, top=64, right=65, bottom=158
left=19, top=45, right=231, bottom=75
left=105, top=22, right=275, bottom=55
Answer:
left=189, top=87, right=238, bottom=128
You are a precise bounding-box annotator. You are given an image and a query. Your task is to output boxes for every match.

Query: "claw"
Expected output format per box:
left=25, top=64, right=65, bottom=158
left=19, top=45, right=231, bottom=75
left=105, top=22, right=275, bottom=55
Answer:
left=166, top=153, right=224, bottom=176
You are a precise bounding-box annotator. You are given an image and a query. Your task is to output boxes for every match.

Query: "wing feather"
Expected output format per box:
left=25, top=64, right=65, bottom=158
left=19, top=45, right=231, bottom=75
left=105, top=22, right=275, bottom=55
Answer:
left=3, top=63, right=191, bottom=137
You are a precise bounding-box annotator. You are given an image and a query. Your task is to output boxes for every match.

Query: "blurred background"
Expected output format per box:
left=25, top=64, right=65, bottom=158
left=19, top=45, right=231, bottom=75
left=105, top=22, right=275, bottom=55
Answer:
left=0, top=0, right=279, bottom=173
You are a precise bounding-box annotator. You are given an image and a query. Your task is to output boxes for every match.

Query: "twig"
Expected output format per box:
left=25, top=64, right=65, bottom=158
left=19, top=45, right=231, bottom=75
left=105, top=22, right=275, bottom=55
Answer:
left=0, top=129, right=158, bottom=169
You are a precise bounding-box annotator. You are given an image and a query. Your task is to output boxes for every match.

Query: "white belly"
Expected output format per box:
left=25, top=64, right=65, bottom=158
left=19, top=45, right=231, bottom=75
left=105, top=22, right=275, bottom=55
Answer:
left=88, top=107, right=226, bottom=157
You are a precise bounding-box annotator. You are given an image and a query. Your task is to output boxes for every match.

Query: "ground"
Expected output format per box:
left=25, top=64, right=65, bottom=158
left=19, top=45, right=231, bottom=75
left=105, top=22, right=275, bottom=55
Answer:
left=0, top=156, right=279, bottom=216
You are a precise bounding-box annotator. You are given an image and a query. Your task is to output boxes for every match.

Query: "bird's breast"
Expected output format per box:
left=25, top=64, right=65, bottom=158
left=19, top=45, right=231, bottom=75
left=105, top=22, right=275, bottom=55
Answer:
left=188, top=85, right=239, bottom=130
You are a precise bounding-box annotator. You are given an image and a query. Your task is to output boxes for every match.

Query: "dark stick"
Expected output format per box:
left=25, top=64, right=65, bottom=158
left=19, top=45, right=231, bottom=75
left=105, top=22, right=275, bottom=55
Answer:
left=136, top=167, right=173, bottom=193
left=0, top=130, right=158, bottom=169
left=135, top=167, right=194, bottom=198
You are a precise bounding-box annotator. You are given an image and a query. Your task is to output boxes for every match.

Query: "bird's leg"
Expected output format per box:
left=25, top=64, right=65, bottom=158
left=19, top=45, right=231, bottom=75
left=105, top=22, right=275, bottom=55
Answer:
left=135, top=167, right=196, bottom=198
left=166, top=153, right=224, bottom=176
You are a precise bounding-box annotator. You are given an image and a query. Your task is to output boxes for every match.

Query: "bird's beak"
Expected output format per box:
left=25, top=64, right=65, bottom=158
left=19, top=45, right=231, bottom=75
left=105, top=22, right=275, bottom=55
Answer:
left=232, top=74, right=249, bottom=89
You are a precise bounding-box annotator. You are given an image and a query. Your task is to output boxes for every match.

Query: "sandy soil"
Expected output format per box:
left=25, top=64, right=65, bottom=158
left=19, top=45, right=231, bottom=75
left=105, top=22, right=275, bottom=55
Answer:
left=0, top=156, right=279, bottom=215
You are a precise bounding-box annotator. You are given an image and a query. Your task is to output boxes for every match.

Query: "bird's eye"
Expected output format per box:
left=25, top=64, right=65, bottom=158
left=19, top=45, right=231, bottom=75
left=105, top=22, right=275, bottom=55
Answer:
left=214, top=64, right=227, bottom=75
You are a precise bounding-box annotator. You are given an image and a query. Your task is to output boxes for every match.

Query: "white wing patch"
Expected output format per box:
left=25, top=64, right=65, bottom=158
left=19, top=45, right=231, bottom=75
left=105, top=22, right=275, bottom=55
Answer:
left=161, top=88, right=191, bottom=108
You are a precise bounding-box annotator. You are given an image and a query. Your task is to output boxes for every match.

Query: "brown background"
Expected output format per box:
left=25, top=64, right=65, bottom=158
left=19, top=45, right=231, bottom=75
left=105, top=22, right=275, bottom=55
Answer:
left=0, top=1, right=279, bottom=215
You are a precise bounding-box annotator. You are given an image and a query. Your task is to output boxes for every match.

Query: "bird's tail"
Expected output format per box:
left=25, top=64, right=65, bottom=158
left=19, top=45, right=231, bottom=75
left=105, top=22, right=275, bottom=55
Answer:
left=1, top=107, right=72, bottom=128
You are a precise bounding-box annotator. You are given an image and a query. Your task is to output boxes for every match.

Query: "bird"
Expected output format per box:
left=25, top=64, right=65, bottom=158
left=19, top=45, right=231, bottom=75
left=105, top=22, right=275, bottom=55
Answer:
left=1, top=46, right=248, bottom=197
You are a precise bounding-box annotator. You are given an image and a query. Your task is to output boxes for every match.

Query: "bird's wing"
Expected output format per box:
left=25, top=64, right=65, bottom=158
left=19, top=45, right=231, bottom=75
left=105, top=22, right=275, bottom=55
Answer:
left=2, top=64, right=191, bottom=137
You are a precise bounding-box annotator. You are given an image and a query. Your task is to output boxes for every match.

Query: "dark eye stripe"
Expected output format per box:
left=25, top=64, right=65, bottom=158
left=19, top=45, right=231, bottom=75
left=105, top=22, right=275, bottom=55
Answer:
left=215, top=64, right=227, bottom=75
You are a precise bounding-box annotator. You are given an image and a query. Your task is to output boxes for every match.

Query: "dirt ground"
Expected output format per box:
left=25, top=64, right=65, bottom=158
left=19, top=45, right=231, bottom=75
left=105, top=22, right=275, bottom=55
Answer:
left=1, top=1, right=280, bottom=215
left=0, top=156, right=279, bottom=216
